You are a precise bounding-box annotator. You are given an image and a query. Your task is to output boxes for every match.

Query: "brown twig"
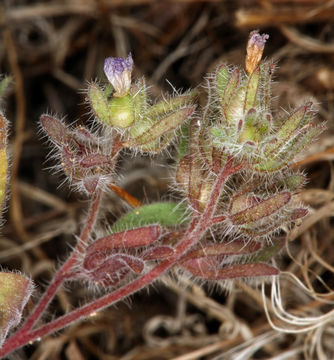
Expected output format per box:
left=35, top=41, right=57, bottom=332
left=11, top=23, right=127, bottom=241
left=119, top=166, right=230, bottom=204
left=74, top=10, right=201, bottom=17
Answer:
left=1, top=24, right=29, bottom=242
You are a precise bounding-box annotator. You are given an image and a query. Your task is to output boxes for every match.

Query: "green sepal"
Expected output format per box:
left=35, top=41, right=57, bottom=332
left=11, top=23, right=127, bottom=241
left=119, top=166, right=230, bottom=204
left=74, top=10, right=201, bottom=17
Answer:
left=135, top=135, right=171, bottom=153
left=104, top=83, right=114, bottom=98
left=244, top=67, right=260, bottom=113
left=276, top=102, right=312, bottom=140
left=148, top=91, right=198, bottom=117
left=131, top=78, right=148, bottom=136
left=111, top=202, right=190, bottom=233
left=254, top=124, right=324, bottom=172
left=177, top=123, right=191, bottom=159
left=88, top=83, right=111, bottom=125
left=258, top=62, right=273, bottom=112
left=216, top=64, right=230, bottom=101
left=210, top=126, right=227, bottom=140
left=130, top=107, right=194, bottom=146
left=217, top=67, right=240, bottom=125
left=281, top=174, right=306, bottom=192
left=238, top=108, right=260, bottom=144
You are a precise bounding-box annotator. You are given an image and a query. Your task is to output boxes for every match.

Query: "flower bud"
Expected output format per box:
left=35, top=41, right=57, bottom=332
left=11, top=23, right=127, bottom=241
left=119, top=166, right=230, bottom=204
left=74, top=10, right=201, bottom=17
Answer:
left=104, top=53, right=133, bottom=97
left=246, top=30, right=269, bottom=74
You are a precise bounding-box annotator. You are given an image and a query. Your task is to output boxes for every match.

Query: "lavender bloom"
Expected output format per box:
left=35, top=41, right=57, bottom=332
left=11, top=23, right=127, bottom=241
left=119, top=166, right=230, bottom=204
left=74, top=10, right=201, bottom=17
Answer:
left=248, top=31, right=269, bottom=50
left=104, top=53, right=134, bottom=97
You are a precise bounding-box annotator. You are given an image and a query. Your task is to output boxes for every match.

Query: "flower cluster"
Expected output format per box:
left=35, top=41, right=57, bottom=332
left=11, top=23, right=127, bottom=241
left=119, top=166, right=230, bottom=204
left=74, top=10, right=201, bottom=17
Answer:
left=88, top=53, right=196, bottom=153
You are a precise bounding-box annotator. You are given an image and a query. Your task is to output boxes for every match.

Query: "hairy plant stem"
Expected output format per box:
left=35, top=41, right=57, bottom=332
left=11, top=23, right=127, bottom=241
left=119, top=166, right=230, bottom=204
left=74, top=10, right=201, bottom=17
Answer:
left=0, top=157, right=239, bottom=357
left=0, top=189, right=103, bottom=353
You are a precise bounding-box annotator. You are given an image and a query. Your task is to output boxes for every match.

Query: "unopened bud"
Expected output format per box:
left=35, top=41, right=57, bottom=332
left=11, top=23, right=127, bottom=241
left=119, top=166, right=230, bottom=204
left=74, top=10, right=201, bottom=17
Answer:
left=104, top=53, right=133, bottom=97
left=246, top=30, right=269, bottom=74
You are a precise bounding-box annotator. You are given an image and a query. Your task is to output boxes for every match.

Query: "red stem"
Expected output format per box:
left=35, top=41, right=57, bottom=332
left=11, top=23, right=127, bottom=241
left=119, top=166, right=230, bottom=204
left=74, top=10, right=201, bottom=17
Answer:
left=0, top=158, right=239, bottom=357
left=12, top=189, right=103, bottom=335
left=210, top=215, right=226, bottom=225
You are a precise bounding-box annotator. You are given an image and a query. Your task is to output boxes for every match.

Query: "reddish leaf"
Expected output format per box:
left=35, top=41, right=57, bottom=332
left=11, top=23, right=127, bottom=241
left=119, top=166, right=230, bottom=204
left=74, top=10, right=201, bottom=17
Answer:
left=40, top=114, right=71, bottom=146
left=181, top=240, right=262, bottom=262
left=86, top=254, right=144, bottom=278
left=142, top=246, right=175, bottom=260
left=86, top=226, right=161, bottom=254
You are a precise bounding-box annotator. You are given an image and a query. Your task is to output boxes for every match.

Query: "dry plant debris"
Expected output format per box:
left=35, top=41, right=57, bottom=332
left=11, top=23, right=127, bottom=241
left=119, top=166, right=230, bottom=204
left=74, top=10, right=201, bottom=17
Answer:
left=0, top=0, right=334, bottom=359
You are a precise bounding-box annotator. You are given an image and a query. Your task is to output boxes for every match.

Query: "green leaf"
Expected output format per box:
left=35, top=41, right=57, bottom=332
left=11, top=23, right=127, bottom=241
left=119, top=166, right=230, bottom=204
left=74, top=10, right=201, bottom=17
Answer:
left=111, top=202, right=190, bottom=233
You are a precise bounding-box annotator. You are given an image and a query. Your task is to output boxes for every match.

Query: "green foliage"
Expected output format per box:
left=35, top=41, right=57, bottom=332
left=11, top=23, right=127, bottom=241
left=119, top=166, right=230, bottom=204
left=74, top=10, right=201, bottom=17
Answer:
left=111, top=202, right=190, bottom=233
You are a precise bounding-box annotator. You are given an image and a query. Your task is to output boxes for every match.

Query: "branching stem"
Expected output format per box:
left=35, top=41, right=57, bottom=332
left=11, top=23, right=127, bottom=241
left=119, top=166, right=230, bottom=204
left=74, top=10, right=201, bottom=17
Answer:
left=0, top=157, right=239, bottom=357
left=0, top=189, right=103, bottom=354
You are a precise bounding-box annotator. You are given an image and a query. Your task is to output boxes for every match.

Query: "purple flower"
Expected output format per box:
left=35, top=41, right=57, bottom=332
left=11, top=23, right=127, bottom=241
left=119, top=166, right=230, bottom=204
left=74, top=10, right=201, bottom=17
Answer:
left=104, top=53, right=134, bottom=97
left=248, top=31, right=269, bottom=50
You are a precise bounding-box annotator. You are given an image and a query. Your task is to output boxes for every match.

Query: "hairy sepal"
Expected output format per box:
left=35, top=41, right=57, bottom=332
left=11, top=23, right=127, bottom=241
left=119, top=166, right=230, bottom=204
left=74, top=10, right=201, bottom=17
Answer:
left=40, top=114, right=72, bottom=147
left=229, top=192, right=291, bottom=225
left=130, top=107, right=194, bottom=147
left=88, top=83, right=112, bottom=125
